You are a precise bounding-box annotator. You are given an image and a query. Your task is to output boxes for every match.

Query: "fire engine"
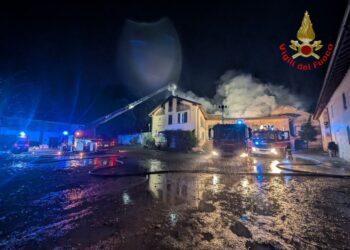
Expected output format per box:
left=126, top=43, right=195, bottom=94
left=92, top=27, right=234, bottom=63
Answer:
left=212, top=123, right=249, bottom=156
left=247, top=129, right=291, bottom=157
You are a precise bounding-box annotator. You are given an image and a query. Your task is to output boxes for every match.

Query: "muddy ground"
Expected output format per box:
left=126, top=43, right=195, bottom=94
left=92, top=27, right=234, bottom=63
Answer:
left=0, top=147, right=349, bottom=249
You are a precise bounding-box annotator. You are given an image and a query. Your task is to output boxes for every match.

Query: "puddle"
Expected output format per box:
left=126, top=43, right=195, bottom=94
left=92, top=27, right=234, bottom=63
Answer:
left=139, top=159, right=165, bottom=172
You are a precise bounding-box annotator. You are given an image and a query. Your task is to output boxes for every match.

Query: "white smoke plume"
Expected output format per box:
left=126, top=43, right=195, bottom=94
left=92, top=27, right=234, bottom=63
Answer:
left=177, top=70, right=305, bottom=118
left=177, top=90, right=217, bottom=114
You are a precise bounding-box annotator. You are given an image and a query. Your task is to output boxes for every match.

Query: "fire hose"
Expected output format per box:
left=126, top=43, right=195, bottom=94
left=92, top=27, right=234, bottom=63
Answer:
left=88, top=160, right=350, bottom=179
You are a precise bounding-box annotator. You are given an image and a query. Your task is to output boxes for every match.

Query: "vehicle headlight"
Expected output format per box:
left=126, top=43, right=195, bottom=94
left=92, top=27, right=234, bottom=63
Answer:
left=212, top=150, right=219, bottom=156
left=240, top=152, right=248, bottom=158
left=252, top=147, right=257, bottom=152
left=270, top=148, right=278, bottom=155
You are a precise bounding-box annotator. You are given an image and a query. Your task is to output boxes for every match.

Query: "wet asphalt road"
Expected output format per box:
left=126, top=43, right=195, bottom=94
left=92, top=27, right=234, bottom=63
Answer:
left=0, top=148, right=349, bottom=250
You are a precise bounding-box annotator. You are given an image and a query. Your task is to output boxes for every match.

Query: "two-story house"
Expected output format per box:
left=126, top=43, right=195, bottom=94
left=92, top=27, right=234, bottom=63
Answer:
left=149, top=95, right=207, bottom=145
left=314, top=3, right=350, bottom=161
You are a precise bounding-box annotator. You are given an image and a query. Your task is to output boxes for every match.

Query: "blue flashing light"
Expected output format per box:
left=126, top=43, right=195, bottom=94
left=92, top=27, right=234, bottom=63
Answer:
left=63, top=131, right=69, bottom=136
left=19, top=131, right=26, bottom=138
left=255, top=141, right=259, bottom=145
left=236, top=119, right=244, bottom=125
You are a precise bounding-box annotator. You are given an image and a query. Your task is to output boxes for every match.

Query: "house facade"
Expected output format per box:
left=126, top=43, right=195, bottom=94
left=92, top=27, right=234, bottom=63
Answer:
left=150, top=96, right=321, bottom=148
left=314, top=3, right=350, bottom=161
left=149, top=96, right=207, bottom=145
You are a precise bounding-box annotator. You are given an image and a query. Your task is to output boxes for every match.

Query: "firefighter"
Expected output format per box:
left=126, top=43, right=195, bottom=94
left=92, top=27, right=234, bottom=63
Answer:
left=286, top=143, right=293, bottom=160
left=328, top=141, right=338, bottom=157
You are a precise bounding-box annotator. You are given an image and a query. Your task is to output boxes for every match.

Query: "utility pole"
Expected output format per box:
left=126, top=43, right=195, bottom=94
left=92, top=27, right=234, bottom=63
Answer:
left=218, top=105, right=227, bottom=124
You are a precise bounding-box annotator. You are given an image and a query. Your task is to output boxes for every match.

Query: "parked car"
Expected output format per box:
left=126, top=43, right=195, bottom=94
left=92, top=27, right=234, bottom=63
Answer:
left=11, top=137, right=30, bottom=154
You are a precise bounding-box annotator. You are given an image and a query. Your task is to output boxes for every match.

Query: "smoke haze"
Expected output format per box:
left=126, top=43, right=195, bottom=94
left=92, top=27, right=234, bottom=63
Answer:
left=178, top=70, right=305, bottom=117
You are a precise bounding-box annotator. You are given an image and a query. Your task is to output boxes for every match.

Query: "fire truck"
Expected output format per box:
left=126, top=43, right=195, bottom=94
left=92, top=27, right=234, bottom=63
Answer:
left=212, top=123, right=249, bottom=156
left=71, top=137, right=117, bottom=153
left=247, top=129, right=291, bottom=157
left=66, top=84, right=177, bottom=152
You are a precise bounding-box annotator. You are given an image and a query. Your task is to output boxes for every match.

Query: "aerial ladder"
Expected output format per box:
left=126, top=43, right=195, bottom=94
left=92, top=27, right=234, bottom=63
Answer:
left=86, top=83, right=177, bottom=128
left=70, top=83, right=177, bottom=152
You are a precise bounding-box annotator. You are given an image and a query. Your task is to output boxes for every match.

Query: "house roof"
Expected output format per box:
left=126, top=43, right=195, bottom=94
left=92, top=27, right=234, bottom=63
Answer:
left=314, top=3, right=350, bottom=119
left=149, top=96, right=302, bottom=121
left=164, top=95, right=202, bottom=106
left=206, top=114, right=297, bottom=121
left=149, top=95, right=203, bottom=116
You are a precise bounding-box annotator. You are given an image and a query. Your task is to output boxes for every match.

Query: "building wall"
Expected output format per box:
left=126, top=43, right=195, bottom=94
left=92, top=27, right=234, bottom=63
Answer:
left=151, top=98, right=202, bottom=144
left=0, top=117, right=81, bottom=146
left=319, top=109, right=333, bottom=151
left=206, top=117, right=290, bottom=137
left=205, top=118, right=234, bottom=140
left=195, top=107, right=207, bottom=145
left=320, top=68, right=350, bottom=161
left=118, top=132, right=151, bottom=145
left=244, top=118, right=290, bottom=132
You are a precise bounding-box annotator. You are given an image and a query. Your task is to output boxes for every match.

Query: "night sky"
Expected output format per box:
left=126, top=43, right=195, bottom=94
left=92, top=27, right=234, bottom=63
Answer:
left=0, top=0, right=347, bottom=135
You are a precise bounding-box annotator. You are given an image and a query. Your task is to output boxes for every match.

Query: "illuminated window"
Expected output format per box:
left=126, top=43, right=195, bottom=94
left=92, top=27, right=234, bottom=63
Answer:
left=343, top=92, right=347, bottom=110
left=168, top=115, right=173, bottom=125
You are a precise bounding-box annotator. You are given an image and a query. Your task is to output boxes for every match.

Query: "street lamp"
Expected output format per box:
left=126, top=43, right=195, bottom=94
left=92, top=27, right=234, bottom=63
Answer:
left=218, top=105, right=227, bottom=124
left=75, top=131, right=82, bottom=137
left=19, top=131, right=26, bottom=138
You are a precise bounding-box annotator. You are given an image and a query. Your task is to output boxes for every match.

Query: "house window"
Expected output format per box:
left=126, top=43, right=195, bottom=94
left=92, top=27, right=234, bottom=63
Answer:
left=168, top=99, right=173, bottom=112
left=347, top=126, right=350, bottom=145
left=182, top=112, right=188, bottom=123
left=178, top=113, right=181, bottom=123
left=343, top=92, right=347, bottom=110
left=168, top=115, right=172, bottom=125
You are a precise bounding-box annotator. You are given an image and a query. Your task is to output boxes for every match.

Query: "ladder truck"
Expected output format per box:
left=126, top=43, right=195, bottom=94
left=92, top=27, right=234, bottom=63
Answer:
left=69, top=84, right=177, bottom=152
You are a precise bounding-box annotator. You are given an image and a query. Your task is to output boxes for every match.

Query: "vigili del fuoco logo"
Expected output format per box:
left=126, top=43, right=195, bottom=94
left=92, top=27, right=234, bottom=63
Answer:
left=279, top=11, right=333, bottom=71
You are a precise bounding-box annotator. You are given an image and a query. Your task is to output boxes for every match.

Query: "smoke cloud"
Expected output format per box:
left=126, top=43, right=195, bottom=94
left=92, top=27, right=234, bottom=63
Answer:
left=177, top=70, right=305, bottom=118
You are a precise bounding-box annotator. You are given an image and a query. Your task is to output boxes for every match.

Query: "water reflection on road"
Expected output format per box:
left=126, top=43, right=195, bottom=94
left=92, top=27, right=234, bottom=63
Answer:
left=1, top=150, right=349, bottom=250
left=139, top=172, right=349, bottom=249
